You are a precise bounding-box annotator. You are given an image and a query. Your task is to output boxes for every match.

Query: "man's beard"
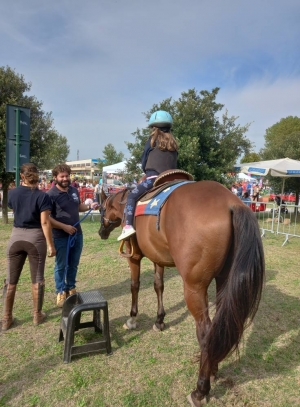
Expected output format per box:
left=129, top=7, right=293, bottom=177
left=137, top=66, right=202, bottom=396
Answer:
left=56, top=179, right=70, bottom=189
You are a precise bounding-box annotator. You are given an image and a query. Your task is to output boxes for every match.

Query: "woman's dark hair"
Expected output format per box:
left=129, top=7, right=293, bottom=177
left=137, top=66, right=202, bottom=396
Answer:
left=20, top=163, right=39, bottom=185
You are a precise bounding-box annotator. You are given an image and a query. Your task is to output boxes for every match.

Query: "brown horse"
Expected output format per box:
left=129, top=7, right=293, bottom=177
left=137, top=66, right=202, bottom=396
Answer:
left=98, top=181, right=265, bottom=406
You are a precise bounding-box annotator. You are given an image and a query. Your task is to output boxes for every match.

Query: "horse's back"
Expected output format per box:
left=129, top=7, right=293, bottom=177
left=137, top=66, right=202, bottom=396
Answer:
left=174, top=180, right=242, bottom=208
left=162, top=180, right=243, bottom=233
left=135, top=181, right=244, bottom=271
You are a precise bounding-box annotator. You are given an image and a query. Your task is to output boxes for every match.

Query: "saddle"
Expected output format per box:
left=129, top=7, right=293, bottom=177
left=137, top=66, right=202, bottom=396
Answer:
left=153, top=169, right=194, bottom=186
left=139, top=169, right=194, bottom=202
left=119, top=170, right=194, bottom=260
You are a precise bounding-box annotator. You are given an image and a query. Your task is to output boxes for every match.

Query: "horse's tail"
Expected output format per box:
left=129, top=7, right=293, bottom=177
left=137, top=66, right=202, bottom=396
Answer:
left=206, top=205, right=265, bottom=365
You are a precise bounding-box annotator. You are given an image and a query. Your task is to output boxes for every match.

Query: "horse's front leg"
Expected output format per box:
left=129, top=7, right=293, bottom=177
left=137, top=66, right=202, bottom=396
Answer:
left=123, top=254, right=141, bottom=330
left=153, top=263, right=166, bottom=331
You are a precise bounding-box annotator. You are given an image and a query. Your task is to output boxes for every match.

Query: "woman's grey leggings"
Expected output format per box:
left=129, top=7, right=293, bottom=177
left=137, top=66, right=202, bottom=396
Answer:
left=6, top=227, right=47, bottom=284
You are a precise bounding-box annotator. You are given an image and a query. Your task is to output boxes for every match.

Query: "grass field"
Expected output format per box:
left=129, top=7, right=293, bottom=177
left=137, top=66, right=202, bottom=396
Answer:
left=0, top=214, right=299, bottom=407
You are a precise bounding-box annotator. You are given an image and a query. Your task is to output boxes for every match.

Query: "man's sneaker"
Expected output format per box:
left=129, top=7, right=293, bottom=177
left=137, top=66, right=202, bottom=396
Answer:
left=117, top=225, right=136, bottom=241
left=56, top=291, right=67, bottom=308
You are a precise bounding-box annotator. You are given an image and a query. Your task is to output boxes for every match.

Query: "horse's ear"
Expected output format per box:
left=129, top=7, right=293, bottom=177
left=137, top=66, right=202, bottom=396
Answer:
left=101, top=188, right=108, bottom=202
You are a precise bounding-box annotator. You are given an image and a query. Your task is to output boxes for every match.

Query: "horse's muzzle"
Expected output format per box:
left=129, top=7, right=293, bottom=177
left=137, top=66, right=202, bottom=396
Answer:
left=98, top=227, right=110, bottom=240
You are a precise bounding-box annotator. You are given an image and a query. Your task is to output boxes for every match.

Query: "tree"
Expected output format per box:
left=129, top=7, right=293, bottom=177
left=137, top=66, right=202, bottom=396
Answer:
left=240, top=152, right=261, bottom=163
left=259, top=116, right=300, bottom=199
left=97, top=143, right=125, bottom=173
left=125, top=88, right=252, bottom=183
left=0, top=66, right=69, bottom=223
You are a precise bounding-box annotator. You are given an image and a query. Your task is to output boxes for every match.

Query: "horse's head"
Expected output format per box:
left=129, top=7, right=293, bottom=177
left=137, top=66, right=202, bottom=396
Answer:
left=98, top=189, right=126, bottom=239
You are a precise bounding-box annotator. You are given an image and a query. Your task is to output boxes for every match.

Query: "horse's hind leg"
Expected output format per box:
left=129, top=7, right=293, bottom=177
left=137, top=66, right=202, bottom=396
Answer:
left=153, top=264, right=166, bottom=331
left=184, top=284, right=212, bottom=407
left=209, top=267, right=231, bottom=380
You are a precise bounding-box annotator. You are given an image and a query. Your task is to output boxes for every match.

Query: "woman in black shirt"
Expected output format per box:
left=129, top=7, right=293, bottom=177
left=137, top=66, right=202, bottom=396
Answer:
left=2, top=163, right=56, bottom=331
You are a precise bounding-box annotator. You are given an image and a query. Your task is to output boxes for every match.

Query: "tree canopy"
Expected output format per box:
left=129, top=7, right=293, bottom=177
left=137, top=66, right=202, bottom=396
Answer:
left=125, top=88, right=252, bottom=183
left=0, top=66, right=69, bottom=222
left=240, top=152, right=261, bottom=163
left=0, top=66, right=69, bottom=178
left=259, top=116, right=300, bottom=195
left=260, top=116, right=300, bottom=160
left=97, top=143, right=125, bottom=173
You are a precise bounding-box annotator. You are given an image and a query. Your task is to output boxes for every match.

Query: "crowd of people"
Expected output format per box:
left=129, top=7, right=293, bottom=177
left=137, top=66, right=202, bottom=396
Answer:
left=231, top=181, right=263, bottom=205
left=38, top=177, right=95, bottom=191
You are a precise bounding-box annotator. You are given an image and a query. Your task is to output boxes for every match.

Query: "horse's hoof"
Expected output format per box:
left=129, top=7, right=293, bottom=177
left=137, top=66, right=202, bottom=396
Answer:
left=187, top=393, right=201, bottom=407
left=153, top=324, right=160, bottom=332
left=187, top=391, right=208, bottom=407
left=153, top=322, right=165, bottom=332
left=123, top=318, right=137, bottom=330
left=210, top=374, right=216, bottom=383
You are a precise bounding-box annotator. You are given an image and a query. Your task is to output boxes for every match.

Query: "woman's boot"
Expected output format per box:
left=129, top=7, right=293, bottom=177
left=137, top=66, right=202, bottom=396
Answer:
left=2, top=280, right=17, bottom=331
left=32, top=281, right=46, bottom=326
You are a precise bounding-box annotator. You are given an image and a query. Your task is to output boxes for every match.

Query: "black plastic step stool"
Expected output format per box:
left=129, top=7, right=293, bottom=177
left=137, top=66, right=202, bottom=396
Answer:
left=58, top=290, right=112, bottom=363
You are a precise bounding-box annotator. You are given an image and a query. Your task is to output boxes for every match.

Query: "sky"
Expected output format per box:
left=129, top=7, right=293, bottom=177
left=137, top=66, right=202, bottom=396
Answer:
left=1, top=0, right=299, bottom=161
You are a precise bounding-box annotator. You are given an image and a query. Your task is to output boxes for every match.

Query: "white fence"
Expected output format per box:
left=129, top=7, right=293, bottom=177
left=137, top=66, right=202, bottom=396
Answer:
left=254, top=201, right=300, bottom=246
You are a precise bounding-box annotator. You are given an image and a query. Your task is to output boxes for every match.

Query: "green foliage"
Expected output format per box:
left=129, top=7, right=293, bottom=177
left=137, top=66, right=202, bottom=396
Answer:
left=125, top=127, right=148, bottom=181
left=259, top=116, right=300, bottom=195
left=0, top=66, right=30, bottom=188
left=97, top=143, right=125, bottom=173
left=0, top=66, right=69, bottom=222
left=0, top=66, right=69, bottom=177
left=240, top=152, right=262, bottom=163
left=260, top=116, right=300, bottom=160
left=126, top=88, right=252, bottom=183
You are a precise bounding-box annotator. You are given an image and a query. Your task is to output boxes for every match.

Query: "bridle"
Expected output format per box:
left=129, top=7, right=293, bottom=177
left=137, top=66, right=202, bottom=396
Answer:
left=100, top=195, right=120, bottom=233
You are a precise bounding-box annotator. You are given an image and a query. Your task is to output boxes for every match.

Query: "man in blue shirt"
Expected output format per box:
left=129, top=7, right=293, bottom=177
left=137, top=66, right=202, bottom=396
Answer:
left=48, top=164, right=99, bottom=307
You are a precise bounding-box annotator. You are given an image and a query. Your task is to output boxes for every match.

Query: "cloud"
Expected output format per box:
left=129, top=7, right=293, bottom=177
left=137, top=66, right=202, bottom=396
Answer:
left=220, top=77, right=300, bottom=150
left=0, top=0, right=299, bottom=160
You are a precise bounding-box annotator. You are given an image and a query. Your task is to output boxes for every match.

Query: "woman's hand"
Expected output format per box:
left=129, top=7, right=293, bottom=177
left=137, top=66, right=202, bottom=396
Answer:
left=48, top=245, right=56, bottom=257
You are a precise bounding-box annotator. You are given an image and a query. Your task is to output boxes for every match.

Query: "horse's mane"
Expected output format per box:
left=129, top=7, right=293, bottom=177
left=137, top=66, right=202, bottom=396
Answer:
left=107, top=188, right=130, bottom=209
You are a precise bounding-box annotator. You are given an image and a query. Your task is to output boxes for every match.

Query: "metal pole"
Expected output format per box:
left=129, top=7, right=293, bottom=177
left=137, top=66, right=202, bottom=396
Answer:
left=15, top=108, right=21, bottom=186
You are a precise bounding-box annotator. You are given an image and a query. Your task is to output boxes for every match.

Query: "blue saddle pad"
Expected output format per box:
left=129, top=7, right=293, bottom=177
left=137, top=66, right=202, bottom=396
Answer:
left=135, top=181, right=192, bottom=217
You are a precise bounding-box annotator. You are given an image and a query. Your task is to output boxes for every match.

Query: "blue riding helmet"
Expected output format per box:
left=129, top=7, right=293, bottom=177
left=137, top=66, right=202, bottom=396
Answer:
left=148, top=110, right=173, bottom=128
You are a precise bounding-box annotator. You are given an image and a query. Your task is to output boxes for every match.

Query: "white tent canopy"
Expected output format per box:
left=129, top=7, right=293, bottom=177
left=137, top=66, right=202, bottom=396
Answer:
left=239, top=158, right=300, bottom=178
left=236, top=173, right=256, bottom=181
left=238, top=157, right=300, bottom=195
left=102, top=161, right=127, bottom=174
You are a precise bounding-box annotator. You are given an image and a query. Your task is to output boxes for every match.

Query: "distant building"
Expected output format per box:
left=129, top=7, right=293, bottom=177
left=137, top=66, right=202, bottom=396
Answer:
left=66, top=159, right=103, bottom=179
